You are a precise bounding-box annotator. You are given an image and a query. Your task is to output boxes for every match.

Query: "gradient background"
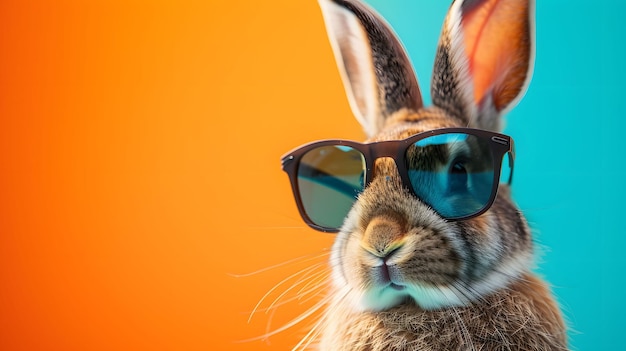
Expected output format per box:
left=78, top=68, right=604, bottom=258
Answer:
left=0, top=0, right=622, bottom=350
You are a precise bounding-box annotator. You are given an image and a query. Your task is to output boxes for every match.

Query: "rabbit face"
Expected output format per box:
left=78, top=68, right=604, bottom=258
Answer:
left=331, top=118, right=532, bottom=312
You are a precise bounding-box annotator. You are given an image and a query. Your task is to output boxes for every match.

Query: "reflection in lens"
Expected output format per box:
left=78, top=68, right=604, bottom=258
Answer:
left=297, top=145, right=366, bottom=229
left=405, top=133, right=495, bottom=218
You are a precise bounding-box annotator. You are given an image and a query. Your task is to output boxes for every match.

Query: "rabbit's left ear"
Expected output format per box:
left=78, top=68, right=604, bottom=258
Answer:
left=432, top=0, right=535, bottom=131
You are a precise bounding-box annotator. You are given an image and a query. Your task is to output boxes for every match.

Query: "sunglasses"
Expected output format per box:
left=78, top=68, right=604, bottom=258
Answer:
left=281, top=128, right=515, bottom=232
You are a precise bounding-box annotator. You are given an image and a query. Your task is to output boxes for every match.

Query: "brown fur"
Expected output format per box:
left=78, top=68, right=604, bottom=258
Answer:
left=320, top=274, right=566, bottom=351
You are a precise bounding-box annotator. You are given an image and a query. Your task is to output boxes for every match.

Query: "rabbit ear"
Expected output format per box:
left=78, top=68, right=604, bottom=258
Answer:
left=432, top=0, right=535, bottom=131
left=319, top=0, right=423, bottom=137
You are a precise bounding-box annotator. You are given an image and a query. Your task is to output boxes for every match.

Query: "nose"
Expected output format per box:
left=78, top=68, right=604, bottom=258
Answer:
left=360, top=215, right=406, bottom=259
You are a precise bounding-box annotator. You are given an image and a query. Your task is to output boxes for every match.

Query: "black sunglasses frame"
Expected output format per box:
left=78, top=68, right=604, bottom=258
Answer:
left=281, top=128, right=515, bottom=233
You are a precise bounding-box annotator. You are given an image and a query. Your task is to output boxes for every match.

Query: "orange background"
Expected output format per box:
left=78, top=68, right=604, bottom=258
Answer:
left=0, top=1, right=365, bottom=350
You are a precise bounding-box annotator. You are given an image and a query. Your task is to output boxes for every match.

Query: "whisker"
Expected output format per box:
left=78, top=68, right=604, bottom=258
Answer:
left=291, top=314, right=322, bottom=351
left=291, top=286, right=351, bottom=350
left=229, top=250, right=330, bottom=278
left=254, top=286, right=327, bottom=314
left=247, top=262, right=324, bottom=323
left=253, top=274, right=328, bottom=313
left=253, top=270, right=328, bottom=313
left=264, top=297, right=279, bottom=344
left=297, top=269, right=330, bottom=298
left=239, top=296, right=332, bottom=343
left=265, top=263, right=326, bottom=314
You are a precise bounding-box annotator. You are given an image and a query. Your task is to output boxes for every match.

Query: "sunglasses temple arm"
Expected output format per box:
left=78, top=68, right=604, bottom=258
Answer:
left=506, top=139, right=516, bottom=185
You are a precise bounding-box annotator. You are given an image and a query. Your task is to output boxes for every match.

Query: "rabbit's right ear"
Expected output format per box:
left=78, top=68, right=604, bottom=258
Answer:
left=432, top=0, right=535, bottom=131
left=318, top=0, right=423, bottom=138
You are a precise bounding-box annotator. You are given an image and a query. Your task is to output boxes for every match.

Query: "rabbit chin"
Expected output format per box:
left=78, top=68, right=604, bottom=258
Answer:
left=357, top=283, right=471, bottom=312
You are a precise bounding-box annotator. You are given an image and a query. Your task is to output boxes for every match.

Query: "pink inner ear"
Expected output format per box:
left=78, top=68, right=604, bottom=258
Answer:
left=461, top=0, right=530, bottom=111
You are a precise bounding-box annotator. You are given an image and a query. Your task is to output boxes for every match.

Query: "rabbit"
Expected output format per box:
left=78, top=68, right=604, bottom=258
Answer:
left=297, top=0, right=569, bottom=350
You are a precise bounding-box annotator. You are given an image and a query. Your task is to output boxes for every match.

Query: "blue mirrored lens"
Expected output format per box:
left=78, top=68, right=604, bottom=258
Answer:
left=405, top=133, right=495, bottom=218
left=297, top=145, right=366, bottom=229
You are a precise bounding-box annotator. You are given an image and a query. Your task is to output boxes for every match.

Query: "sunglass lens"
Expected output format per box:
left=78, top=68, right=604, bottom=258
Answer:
left=405, top=133, right=495, bottom=219
left=297, top=145, right=366, bottom=229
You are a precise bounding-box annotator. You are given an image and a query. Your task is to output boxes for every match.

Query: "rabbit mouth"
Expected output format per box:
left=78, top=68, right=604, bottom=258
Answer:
left=389, top=283, right=405, bottom=291
left=374, top=263, right=408, bottom=292
left=359, top=265, right=420, bottom=310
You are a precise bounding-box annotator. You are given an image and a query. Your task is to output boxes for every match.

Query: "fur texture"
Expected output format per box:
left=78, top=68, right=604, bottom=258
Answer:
left=320, top=274, right=566, bottom=351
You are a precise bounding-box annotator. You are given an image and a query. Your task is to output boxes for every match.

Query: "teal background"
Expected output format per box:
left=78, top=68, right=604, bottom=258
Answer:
left=364, top=1, right=626, bottom=350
